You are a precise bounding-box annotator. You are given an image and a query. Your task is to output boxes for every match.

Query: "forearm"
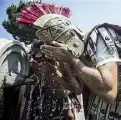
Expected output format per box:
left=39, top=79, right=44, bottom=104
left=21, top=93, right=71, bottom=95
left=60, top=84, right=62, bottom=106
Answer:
left=69, top=58, right=117, bottom=102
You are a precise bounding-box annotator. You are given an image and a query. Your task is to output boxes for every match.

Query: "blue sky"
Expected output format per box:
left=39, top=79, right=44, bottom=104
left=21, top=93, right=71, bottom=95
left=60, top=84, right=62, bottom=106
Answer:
left=0, top=0, right=121, bottom=39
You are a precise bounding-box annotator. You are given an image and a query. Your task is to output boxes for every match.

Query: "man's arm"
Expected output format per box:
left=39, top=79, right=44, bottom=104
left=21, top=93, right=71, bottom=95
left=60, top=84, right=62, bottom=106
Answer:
left=41, top=26, right=120, bottom=103
left=41, top=42, right=118, bottom=103
left=70, top=57, right=118, bottom=103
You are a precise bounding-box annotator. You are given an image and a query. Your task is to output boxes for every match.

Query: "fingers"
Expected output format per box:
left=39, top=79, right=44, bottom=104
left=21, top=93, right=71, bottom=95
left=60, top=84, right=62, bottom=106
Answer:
left=51, top=41, right=65, bottom=47
left=41, top=49, right=55, bottom=60
left=41, top=47, right=64, bottom=61
left=41, top=49, right=51, bottom=56
left=51, top=41, right=68, bottom=50
left=40, top=45, right=61, bottom=59
left=55, top=77, right=73, bottom=91
left=54, top=66, right=73, bottom=91
left=63, top=63, right=83, bottom=94
left=40, top=45, right=56, bottom=51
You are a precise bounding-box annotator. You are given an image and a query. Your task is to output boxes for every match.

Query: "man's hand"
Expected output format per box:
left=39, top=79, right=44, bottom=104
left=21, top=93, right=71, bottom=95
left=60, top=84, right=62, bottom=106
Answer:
left=41, top=41, right=76, bottom=63
left=56, top=63, right=84, bottom=95
left=41, top=41, right=84, bottom=95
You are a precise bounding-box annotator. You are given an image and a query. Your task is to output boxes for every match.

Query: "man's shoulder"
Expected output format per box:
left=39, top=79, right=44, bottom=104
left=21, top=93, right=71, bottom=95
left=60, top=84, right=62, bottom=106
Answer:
left=83, top=22, right=121, bottom=50
left=83, top=23, right=121, bottom=67
left=84, top=23, right=121, bottom=39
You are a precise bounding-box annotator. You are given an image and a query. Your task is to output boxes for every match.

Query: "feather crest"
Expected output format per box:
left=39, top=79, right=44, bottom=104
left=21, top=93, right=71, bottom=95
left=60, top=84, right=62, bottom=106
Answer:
left=17, top=3, right=71, bottom=25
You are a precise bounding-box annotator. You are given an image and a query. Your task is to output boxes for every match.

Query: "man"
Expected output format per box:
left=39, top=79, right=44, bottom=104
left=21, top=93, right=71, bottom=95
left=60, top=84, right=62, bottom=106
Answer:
left=17, top=2, right=121, bottom=120
left=17, top=3, right=83, bottom=120
left=41, top=23, right=121, bottom=120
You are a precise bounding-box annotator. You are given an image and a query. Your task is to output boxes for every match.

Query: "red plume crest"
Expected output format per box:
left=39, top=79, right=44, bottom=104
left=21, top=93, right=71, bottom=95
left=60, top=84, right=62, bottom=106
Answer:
left=17, top=3, right=71, bottom=25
